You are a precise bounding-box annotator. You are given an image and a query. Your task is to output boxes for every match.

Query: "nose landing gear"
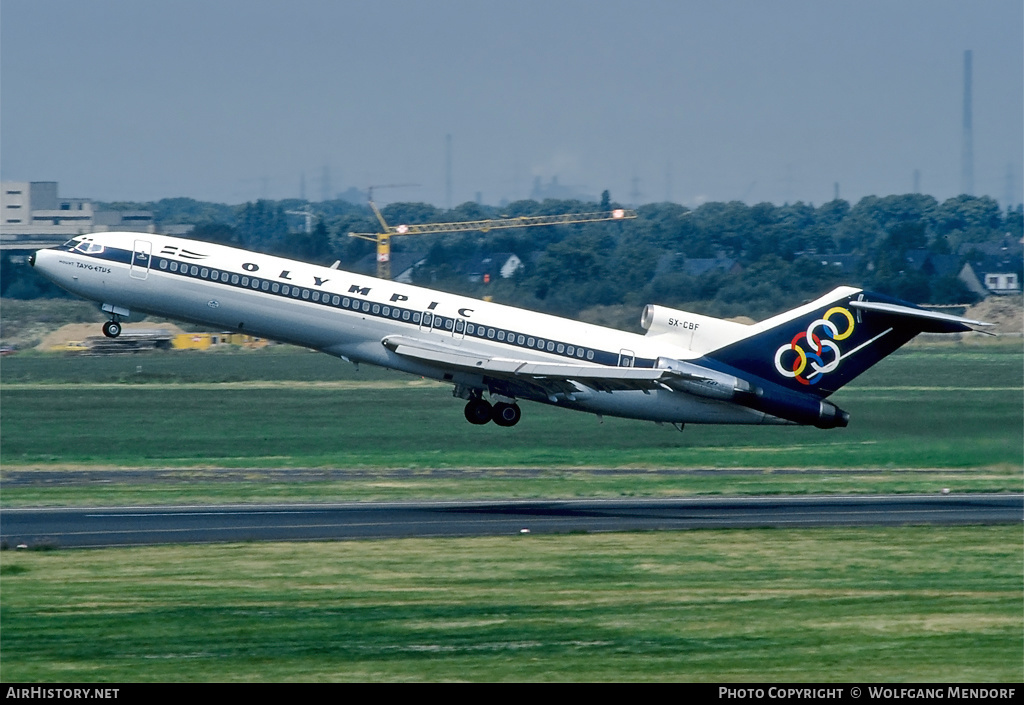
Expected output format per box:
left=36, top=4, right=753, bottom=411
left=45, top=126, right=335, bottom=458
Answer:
left=100, top=304, right=130, bottom=339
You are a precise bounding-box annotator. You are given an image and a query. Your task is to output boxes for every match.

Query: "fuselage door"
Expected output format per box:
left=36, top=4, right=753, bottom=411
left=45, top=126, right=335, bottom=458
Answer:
left=618, top=349, right=635, bottom=367
left=130, top=240, right=153, bottom=280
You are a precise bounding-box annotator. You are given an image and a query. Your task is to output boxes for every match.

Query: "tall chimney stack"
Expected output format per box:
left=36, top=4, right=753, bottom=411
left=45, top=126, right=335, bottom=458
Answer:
left=961, top=50, right=974, bottom=196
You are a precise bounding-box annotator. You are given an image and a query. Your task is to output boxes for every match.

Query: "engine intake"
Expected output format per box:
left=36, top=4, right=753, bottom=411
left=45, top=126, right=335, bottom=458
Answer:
left=657, top=357, right=758, bottom=402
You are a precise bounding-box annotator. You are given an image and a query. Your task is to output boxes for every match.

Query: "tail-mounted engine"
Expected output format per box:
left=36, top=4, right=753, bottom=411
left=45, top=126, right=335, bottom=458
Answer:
left=658, top=356, right=850, bottom=429
left=641, top=304, right=748, bottom=354
left=656, top=357, right=758, bottom=402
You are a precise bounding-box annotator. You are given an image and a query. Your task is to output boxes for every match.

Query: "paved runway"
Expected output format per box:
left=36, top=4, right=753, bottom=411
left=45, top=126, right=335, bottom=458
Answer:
left=2, top=494, right=1021, bottom=548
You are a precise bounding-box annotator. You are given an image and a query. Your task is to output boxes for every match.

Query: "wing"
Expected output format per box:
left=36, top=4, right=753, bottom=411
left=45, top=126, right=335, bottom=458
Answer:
left=381, top=335, right=671, bottom=398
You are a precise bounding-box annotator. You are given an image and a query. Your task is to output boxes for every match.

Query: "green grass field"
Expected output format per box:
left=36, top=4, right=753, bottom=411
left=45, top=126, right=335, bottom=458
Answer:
left=1, top=527, right=1020, bottom=682
left=1, top=345, right=1021, bottom=682
left=1, top=346, right=1020, bottom=505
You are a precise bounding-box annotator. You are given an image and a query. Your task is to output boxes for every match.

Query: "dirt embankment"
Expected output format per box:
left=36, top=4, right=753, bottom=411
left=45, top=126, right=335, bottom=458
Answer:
left=962, top=296, right=1023, bottom=337
left=34, top=322, right=188, bottom=350
left=0, top=299, right=192, bottom=350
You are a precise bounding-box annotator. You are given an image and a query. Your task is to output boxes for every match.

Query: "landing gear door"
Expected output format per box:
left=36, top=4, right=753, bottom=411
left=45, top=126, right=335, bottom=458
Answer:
left=130, top=240, right=152, bottom=280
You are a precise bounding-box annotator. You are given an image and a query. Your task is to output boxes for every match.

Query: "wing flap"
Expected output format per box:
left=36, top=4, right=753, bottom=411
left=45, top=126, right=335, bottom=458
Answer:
left=381, top=335, right=667, bottom=393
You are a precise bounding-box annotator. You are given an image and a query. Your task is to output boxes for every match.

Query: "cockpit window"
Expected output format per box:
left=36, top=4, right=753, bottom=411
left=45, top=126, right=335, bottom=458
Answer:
left=74, top=241, right=105, bottom=254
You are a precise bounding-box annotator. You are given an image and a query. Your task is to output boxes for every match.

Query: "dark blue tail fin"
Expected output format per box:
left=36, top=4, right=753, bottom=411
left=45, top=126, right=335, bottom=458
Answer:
left=708, top=287, right=987, bottom=398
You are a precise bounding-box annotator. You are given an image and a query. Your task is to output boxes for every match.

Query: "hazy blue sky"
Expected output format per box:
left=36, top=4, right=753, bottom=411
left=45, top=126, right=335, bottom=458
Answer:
left=2, top=0, right=1021, bottom=208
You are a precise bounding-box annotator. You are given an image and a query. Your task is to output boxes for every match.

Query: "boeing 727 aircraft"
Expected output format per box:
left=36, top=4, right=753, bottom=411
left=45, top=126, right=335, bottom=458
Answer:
left=30, top=231, right=989, bottom=429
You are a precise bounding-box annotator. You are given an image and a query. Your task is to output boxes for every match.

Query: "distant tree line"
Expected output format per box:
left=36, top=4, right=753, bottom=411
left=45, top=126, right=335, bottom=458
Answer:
left=4, top=193, right=1021, bottom=321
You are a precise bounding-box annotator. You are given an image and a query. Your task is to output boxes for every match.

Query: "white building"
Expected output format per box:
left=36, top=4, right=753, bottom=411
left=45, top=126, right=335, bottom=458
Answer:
left=1, top=181, right=154, bottom=250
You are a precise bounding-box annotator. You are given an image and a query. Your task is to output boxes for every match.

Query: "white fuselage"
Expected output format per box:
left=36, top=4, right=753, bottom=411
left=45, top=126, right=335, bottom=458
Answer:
left=32, top=231, right=779, bottom=425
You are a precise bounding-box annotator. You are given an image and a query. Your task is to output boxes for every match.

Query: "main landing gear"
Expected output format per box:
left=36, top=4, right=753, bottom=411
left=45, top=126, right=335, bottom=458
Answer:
left=462, top=396, right=522, bottom=427
left=102, top=320, right=122, bottom=338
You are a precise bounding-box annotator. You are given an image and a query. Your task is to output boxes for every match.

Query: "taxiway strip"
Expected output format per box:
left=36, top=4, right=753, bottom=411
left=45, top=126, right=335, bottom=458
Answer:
left=2, top=494, right=1020, bottom=548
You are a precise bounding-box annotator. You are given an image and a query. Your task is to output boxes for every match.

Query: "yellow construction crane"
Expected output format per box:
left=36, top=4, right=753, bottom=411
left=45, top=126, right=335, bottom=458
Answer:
left=350, top=193, right=637, bottom=279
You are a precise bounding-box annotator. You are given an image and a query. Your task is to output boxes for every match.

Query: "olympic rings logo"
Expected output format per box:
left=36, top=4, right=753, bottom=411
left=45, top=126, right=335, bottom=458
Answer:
left=773, top=307, right=855, bottom=385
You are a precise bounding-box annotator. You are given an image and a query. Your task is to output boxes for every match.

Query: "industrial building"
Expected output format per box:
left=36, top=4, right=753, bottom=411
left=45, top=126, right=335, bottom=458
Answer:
left=1, top=181, right=155, bottom=251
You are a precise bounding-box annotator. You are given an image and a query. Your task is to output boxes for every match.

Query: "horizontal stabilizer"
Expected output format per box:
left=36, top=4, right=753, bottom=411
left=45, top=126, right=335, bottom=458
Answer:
left=848, top=300, right=992, bottom=332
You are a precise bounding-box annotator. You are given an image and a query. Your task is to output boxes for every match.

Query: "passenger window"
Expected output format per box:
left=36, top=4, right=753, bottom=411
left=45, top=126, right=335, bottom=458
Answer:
left=201, top=268, right=209, bottom=278
left=231, top=274, right=239, bottom=284
left=332, top=295, right=341, bottom=305
left=497, top=331, right=505, bottom=341
left=261, top=281, right=270, bottom=291
left=302, top=290, right=310, bottom=300
left=402, top=310, right=410, bottom=321
left=272, top=283, right=280, bottom=293
left=586, top=350, right=594, bottom=360
left=170, top=262, right=179, bottom=272
left=159, top=260, right=168, bottom=270
left=372, top=304, right=379, bottom=313
left=556, top=343, right=564, bottom=354
left=191, top=266, right=199, bottom=276
left=517, top=335, right=525, bottom=345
